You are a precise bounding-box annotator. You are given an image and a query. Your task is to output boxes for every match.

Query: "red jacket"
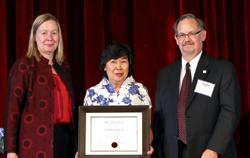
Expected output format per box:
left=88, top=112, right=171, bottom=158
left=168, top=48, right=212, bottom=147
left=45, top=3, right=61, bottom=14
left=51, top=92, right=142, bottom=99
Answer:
left=4, top=56, right=77, bottom=158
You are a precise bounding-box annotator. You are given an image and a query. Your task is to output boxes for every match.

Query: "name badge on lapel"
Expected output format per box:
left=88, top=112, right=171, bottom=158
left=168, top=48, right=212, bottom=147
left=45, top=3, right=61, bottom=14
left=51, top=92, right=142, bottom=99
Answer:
left=194, top=79, right=215, bottom=97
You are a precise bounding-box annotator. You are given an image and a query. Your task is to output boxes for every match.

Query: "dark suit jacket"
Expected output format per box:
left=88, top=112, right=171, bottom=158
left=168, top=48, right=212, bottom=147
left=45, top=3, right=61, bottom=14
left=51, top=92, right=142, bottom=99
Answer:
left=152, top=52, right=241, bottom=158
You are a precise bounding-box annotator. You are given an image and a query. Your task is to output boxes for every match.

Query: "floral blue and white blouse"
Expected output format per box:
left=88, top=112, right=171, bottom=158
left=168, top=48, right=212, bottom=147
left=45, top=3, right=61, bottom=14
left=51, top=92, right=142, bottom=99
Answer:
left=83, top=76, right=152, bottom=107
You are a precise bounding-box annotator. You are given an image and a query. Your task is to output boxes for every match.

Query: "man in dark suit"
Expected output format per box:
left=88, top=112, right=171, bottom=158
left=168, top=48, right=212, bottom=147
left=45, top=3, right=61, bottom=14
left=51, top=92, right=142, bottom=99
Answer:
left=152, top=13, right=241, bottom=158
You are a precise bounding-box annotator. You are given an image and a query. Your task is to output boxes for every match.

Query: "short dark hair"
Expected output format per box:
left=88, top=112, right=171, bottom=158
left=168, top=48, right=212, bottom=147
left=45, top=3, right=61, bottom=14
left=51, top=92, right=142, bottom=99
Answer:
left=99, top=41, right=134, bottom=76
left=173, top=13, right=205, bottom=35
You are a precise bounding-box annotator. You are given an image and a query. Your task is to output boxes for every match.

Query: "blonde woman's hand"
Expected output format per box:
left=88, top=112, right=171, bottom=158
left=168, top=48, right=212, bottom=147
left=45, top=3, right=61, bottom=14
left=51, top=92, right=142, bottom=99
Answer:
left=7, top=152, right=18, bottom=158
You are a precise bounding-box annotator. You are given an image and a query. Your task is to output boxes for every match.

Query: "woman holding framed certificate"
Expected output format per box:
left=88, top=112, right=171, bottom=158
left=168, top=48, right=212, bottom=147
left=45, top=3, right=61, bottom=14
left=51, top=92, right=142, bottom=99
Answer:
left=75, top=41, right=154, bottom=158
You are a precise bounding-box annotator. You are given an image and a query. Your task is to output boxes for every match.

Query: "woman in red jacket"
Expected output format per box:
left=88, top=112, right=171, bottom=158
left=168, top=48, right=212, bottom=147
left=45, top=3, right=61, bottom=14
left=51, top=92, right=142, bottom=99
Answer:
left=4, top=13, right=77, bottom=158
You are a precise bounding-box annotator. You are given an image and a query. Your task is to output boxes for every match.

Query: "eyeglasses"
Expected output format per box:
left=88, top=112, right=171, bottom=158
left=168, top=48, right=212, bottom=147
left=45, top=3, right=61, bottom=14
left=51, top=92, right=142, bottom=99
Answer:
left=176, top=30, right=203, bottom=40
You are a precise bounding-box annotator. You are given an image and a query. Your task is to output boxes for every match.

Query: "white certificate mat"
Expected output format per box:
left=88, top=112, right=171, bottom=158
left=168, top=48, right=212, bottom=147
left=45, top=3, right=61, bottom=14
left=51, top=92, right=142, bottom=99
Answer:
left=85, top=112, right=142, bottom=155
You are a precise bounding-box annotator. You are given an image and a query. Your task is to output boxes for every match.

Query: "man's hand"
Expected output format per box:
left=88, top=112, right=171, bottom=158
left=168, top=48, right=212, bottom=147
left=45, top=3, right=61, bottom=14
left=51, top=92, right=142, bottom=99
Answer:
left=201, top=149, right=218, bottom=158
left=147, top=145, right=154, bottom=155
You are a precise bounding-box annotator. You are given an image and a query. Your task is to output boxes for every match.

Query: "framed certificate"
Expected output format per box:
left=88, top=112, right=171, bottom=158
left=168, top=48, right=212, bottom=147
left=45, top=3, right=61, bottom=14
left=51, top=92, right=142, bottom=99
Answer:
left=78, top=106, right=150, bottom=158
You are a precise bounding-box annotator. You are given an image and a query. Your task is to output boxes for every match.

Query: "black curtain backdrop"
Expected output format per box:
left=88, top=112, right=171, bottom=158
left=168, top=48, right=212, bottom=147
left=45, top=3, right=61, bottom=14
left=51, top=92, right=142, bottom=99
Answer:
left=0, top=0, right=249, bottom=157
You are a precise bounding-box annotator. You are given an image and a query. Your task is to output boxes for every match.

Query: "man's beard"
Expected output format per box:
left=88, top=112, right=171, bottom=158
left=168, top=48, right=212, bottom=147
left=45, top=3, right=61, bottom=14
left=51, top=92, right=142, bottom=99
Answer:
left=182, top=41, right=195, bottom=54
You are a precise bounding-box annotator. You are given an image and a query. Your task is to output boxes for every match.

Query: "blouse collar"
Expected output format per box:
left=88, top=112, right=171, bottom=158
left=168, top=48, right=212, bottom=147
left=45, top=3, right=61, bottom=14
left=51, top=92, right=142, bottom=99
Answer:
left=100, top=76, right=135, bottom=93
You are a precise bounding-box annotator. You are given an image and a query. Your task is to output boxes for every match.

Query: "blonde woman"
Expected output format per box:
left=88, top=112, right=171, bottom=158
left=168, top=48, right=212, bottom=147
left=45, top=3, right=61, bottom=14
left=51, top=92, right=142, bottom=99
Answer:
left=4, top=13, right=77, bottom=158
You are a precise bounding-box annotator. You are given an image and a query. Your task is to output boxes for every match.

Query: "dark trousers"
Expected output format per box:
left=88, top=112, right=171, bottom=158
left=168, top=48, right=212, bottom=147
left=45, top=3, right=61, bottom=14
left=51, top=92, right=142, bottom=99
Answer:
left=178, top=140, right=187, bottom=158
left=54, top=126, right=76, bottom=158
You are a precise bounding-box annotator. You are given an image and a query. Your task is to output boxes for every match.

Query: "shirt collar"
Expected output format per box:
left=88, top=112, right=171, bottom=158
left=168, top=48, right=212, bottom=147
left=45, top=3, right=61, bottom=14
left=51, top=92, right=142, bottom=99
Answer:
left=181, top=51, right=203, bottom=80
left=101, top=75, right=135, bottom=90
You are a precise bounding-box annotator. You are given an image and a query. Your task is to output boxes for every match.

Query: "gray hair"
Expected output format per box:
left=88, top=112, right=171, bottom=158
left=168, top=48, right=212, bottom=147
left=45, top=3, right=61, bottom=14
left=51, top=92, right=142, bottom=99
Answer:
left=173, top=13, right=205, bottom=35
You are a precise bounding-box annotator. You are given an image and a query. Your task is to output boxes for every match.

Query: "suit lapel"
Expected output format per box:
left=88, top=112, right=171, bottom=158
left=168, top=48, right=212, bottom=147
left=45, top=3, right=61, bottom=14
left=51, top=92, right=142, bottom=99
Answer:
left=186, top=53, right=210, bottom=111
left=170, top=60, right=182, bottom=106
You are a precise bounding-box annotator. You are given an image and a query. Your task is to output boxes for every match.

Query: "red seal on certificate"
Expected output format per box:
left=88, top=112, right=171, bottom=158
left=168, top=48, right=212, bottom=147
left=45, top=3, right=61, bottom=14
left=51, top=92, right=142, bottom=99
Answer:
left=111, top=142, right=118, bottom=148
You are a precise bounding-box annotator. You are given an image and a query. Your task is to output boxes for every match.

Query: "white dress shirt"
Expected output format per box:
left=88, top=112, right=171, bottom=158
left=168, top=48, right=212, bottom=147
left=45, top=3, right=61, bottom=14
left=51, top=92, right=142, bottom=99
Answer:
left=179, top=51, right=203, bottom=91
